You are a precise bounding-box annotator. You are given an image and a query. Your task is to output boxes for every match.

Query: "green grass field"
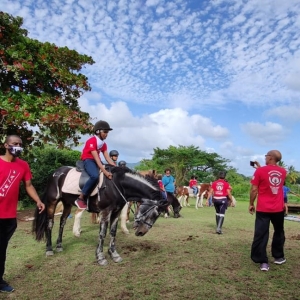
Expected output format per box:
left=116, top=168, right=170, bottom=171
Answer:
left=2, top=200, right=300, bottom=300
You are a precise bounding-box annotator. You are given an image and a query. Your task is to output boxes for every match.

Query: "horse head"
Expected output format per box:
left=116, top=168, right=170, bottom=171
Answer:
left=133, top=198, right=168, bottom=236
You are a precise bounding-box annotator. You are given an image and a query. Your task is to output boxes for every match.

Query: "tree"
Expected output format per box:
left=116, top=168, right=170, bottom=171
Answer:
left=137, top=145, right=231, bottom=185
left=0, top=12, right=95, bottom=151
left=286, top=165, right=299, bottom=185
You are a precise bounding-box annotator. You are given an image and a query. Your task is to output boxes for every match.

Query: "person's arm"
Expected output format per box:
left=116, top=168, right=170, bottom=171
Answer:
left=252, top=161, right=261, bottom=169
left=24, top=180, right=45, bottom=213
left=91, top=150, right=112, bottom=179
left=227, top=189, right=233, bottom=205
left=249, top=185, right=258, bottom=214
left=206, top=186, right=214, bottom=201
left=290, top=191, right=300, bottom=198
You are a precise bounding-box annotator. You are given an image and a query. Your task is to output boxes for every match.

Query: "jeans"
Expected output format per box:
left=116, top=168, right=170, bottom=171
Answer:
left=0, top=218, right=17, bottom=282
left=81, top=159, right=100, bottom=198
left=251, top=211, right=285, bottom=264
left=191, top=186, right=198, bottom=195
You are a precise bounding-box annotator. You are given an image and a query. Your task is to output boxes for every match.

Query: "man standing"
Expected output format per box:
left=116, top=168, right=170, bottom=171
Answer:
left=0, top=135, right=45, bottom=293
left=249, top=150, right=287, bottom=272
left=162, top=168, right=175, bottom=195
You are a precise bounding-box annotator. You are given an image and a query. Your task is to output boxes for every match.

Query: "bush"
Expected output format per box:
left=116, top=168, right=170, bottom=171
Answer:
left=20, top=147, right=81, bottom=207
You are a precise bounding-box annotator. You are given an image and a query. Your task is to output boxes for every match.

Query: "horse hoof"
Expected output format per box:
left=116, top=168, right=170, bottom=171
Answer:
left=108, top=250, right=123, bottom=263
left=46, top=251, right=54, bottom=256
left=56, top=247, right=63, bottom=252
left=98, top=259, right=108, bottom=266
left=113, top=256, right=123, bottom=263
left=122, top=229, right=130, bottom=235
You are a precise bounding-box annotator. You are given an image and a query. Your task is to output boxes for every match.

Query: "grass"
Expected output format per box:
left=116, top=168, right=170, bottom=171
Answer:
left=1, top=199, right=300, bottom=300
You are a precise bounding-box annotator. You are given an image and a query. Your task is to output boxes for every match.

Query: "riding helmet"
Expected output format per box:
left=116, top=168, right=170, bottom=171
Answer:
left=118, top=160, right=127, bottom=167
left=93, top=120, right=113, bottom=133
left=109, top=150, right=119, bottom=157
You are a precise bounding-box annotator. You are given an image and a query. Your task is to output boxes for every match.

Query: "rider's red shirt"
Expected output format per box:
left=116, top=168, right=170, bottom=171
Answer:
left=0, top=157, right=32, bottom=218
left=81, top=136, right=107, bottom=160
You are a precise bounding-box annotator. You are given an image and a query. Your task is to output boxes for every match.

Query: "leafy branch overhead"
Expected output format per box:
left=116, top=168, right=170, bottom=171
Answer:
left=0, top=11, right=95, bottom=148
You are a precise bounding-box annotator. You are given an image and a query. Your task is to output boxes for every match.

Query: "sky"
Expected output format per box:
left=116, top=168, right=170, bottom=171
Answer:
left=3, top=0, right=300, bottom=176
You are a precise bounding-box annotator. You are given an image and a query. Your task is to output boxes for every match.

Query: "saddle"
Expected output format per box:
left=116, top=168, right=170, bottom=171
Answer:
left=62, top=161, right=111, bottom=213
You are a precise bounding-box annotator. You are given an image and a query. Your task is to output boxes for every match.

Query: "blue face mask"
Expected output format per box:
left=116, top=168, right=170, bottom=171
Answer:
left=8, top=145, right=23, bottom=157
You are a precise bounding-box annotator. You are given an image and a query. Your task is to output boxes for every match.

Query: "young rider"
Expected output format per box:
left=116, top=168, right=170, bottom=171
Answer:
left=75, top=120, right=116, bottom=209
left=109, top=150, right=119, bottom=164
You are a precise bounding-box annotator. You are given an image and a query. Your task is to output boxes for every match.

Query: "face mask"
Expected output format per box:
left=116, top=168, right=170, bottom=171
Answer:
left=8, top=145, right=23, bottom=157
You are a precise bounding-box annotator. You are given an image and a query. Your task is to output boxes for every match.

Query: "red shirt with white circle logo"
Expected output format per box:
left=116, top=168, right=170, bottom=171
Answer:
left=251, top=165, right=286, bottom=212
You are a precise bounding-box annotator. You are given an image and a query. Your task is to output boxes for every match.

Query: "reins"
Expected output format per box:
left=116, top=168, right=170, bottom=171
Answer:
left=110, top=177, right=159, bottom=228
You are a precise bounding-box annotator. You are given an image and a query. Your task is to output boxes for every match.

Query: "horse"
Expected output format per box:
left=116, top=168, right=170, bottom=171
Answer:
left=32, top=165, right=168, bottom=265
left=175, top=186, right=190, bottom=207
left=195, top=183, right=211, bottom=209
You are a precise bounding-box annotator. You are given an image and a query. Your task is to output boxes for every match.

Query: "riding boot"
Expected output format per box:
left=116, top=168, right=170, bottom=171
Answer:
left=216, top=216, right=224, bottom=234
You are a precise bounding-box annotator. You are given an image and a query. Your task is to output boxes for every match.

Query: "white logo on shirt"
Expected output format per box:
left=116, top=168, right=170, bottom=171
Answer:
left=268, top=170, right=282, bottom=195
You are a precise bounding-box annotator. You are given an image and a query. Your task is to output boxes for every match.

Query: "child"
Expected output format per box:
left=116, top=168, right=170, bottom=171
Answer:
left=189, top=175, right=198, bottom=196
left=75, top=120, right=116, bottom=209
left=157, top=174, right=167, bottom=201
left=109, top=150, right=119, bottom=164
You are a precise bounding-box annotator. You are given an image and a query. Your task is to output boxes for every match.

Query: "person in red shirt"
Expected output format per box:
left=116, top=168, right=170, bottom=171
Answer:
left=189, top=176, right=198, bottom=196
left=0, top=135, right=45, bottom=293
left=249, top=150, right=287, bottom=272
left=75, top=121, right=116, bottom=209
left=206, top=171, right=233, bottom=234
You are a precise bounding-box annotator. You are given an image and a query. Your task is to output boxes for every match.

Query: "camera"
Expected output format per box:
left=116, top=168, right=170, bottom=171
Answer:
left=250, top=161, right=255, bottom=167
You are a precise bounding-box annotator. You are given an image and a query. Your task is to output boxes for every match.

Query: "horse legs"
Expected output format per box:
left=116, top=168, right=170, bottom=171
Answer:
left=108, top=212, right=123, bottom=263
left=96, top=211, right=110, bottom=266
left=120, top=203, right=129, bottom=234
left=73, top=209, right=85, bottom=237
left=56, top=204, right=72, bottom=252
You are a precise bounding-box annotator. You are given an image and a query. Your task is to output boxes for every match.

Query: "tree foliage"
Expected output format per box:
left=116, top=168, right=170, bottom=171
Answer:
left=0, top=12, right=95, bottom=151
left=137, top=145, right=232, bottom=185
left=19, top=146, right=81, bottom=206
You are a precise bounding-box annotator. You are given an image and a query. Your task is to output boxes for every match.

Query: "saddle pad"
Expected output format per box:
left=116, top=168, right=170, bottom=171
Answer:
left=61, top=168, right=100, bottom=196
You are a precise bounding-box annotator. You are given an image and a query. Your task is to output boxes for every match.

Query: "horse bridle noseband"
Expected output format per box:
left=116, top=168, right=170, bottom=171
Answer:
left=111, top=179, right=159, bottom=228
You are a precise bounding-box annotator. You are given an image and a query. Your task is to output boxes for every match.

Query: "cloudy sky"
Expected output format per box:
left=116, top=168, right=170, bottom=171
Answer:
left=4, top=0, right=300, bottom=175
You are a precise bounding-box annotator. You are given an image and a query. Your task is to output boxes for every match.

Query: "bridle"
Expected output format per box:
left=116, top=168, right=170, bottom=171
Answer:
left=111, top=179, right=160, bottom=228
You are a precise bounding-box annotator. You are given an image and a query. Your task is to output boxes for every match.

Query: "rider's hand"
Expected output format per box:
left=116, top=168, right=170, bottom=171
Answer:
left=105, top=171, right=113, bottom=179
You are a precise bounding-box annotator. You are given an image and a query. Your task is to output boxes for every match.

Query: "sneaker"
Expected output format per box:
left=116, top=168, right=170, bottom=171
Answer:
left=75, top=199, right=87, bottom=210
left=274, top=258, right=286, bottom=265
left=0, top=283, right=15, bottom=293
left=260, top=263, right=269, bottom=271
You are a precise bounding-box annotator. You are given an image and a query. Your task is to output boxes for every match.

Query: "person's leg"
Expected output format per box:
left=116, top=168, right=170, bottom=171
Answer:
left=216, top=200, right=227, bottom=234
left=270, top=211, right=285, bottom=262
left=251, top=212, right=270, bottom=264
left=81, top=160, right=100, bottom=198
left=0, top=218, right=17, bottom=292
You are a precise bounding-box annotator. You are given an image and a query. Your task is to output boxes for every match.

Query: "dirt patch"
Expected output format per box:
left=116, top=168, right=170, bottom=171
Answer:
left=17, top=208, right=35, bottom=221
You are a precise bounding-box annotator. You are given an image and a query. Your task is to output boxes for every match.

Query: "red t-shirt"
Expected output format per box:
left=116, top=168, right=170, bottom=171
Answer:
left=189, top=179, right=197, bottom=188
left=0, top=157, right=32, bottom=218
left=211, top=179, right=230, bottom=197
left=81, top=136, right=107, bottom=160
left=251, top=165, right=286, bottom=212
left=158, top=180, right=164, bottom=191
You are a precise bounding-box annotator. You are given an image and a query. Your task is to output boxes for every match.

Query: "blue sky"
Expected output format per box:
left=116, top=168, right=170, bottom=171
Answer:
left=3, top=0, right=300, bottom=176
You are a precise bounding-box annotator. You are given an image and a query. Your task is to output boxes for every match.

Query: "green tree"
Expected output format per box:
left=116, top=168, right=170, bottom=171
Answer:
left=286, top=165, right=299, bottom=184
left=0, top=12, right=95, bottom=151
left=19, top=146, right=81, bottom=206
left=137, top=145, right=231, bottom=186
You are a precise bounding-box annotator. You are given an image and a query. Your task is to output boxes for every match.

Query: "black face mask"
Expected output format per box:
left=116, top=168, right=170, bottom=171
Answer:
left=8, top=145, right=23, bottom=157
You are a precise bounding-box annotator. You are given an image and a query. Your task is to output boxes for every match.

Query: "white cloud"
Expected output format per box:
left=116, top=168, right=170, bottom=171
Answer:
left=241, top=121, right=288, bottom=145
left=265, top=105, right=300, bottom=122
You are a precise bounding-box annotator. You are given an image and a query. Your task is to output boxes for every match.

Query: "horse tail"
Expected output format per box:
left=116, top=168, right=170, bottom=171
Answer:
left=32, top=189, right=48, bottom=241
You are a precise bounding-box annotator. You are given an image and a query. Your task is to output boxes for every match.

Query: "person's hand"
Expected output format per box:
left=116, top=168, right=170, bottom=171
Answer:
left=252, top=161, right=261, bottom=169
left=249, top=205, right=255, bottom=215
left=37, top=201, right=45, bottom=213
left=105, top=171, right=113, bottom=180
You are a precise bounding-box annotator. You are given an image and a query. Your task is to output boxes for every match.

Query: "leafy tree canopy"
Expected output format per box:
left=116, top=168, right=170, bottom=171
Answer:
left=0, top=11, right=95, bottom=151
left=137, top=145, right=233, bottom=185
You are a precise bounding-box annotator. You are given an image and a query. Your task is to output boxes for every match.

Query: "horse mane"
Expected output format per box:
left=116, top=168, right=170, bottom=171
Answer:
left=111, top=166, right=161, bottom=199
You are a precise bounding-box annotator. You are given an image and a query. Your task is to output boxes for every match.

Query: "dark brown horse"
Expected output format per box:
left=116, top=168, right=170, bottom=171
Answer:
left=33, top=166, right=167, bottom=265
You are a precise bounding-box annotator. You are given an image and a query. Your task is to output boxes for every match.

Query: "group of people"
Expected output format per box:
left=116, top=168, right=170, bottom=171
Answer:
left=0, top=116, right=296, bottom=293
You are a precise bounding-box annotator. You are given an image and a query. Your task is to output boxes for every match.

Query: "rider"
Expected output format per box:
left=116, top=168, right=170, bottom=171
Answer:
left=189, top=175, right=198, bottom=197
left=109, top=150, right=119, bottom=164
left=118, top=160, right=127, bottom=168
left=75, top=120, right=116, bottom=210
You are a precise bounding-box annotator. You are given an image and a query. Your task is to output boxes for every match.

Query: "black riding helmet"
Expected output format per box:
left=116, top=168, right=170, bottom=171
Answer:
left=118, top=160, right=127, bottom=167
left=93, top=120, right=113, bottom=133
left=109, top=150, right=119, bottom=157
